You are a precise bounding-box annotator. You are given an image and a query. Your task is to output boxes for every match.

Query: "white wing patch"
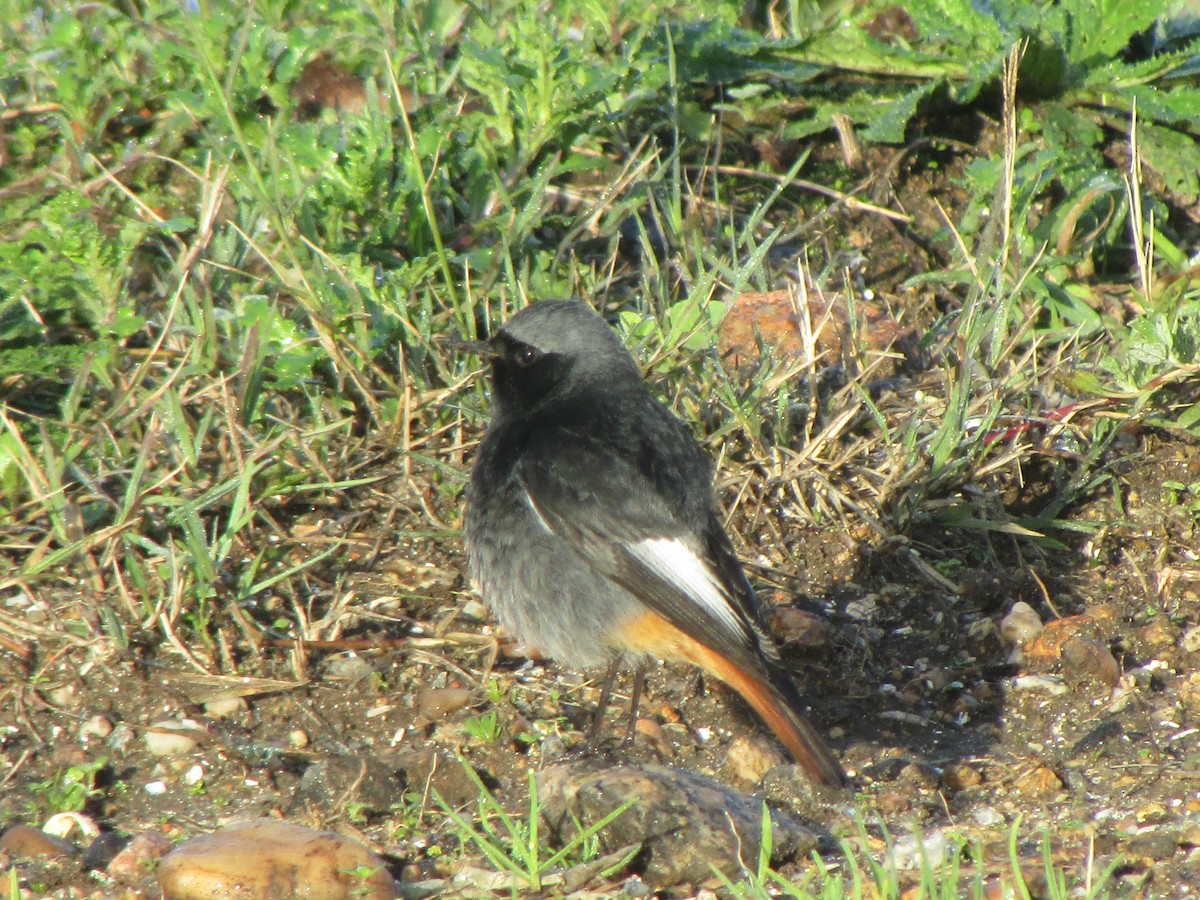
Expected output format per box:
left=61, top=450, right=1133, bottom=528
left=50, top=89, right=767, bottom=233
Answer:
left=522, top=489, right=554, bottom=534
left=627, top=537, right=744, bottom=639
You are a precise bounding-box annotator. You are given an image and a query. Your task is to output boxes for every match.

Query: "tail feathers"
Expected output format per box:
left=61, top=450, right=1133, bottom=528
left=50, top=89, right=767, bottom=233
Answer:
left=615, top=611, right=847, bottom=787
left=733, top=671, right=848, bottom=787
left=692, top=645, right=848, bottom=787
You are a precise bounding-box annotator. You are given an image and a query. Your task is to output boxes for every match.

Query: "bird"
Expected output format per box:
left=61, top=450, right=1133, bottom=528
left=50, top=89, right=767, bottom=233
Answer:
left=458, top=299, right=846, bottom=787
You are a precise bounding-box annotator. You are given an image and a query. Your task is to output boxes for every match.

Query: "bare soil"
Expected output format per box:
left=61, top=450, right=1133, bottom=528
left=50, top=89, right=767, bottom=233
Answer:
left=4, top=422, right=1200, bottom=895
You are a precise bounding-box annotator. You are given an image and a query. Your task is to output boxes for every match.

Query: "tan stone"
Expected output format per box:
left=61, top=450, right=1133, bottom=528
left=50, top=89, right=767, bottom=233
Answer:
left=726, top=734, right=787, bottom=786
left=941, top=763, right=984, bottom=791
left=1000, top=601, right=1043, bottom=645
left=415, top=687, right=474, bottom=721
left=0, top=824, right=77, bottom=859
left=1060, top=636, right=1121, bottom=688
left=156, top=819, right=395, bottom=900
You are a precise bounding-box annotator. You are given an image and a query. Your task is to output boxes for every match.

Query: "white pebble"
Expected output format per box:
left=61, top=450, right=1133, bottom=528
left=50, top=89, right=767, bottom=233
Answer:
left=42, top=812, right=100, bottom=839
left=183, top=765, right=205, bottom=786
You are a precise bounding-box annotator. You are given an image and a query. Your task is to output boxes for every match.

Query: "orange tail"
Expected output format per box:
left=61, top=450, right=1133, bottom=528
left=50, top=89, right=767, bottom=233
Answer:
left=697, top=645, right=847, bottom=787
left=618, top=612, right=847, bottom=787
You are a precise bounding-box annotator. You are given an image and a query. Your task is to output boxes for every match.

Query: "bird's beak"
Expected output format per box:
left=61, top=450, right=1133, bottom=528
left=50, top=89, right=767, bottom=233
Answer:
left=440, top=336, right=499, bottom=359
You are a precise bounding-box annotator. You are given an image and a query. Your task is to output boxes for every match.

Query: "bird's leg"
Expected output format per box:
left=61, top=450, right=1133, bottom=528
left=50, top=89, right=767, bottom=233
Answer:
left=585, top=659, right=622, bottom=752
left=621, top=661, right=647, bottom=745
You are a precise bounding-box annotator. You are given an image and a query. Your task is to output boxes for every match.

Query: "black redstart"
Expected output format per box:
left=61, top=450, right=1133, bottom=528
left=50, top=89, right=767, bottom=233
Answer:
left=460, top=299, right=846, bottom=787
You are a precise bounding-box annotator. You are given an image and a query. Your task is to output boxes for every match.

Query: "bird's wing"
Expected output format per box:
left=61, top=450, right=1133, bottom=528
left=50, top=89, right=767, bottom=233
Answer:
left=517, top=429, right=770, bottom=676
left=519, top=427, right=849, bottom=788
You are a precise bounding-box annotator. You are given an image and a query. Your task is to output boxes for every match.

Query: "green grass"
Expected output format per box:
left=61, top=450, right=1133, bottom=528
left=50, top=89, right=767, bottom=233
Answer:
left=1, top=0, right=1198, bottom=894
left=435, top=759, right=639, bottom=894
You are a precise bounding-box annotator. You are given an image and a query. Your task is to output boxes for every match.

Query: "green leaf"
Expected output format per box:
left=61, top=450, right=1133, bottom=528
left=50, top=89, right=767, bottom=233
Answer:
left=862, top=81, right=940, bottom=143
left=1061, top=0, right=1163, bottom=64
left=1120, top=84, right=1200, bottom=127
left=1138, top=122, right=1200, bottom=203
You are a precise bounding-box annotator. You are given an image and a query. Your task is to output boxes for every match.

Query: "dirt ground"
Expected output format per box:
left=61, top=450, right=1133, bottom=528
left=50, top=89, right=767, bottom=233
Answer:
left=3, top=417, right=1200, bottom=895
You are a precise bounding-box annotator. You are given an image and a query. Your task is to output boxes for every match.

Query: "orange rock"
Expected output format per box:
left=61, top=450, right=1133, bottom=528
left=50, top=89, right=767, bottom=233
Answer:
left=1023, top=615, right=1103, bottom=663
left=1137, top=619, right=1177, bottom=652
left=1014, top=765, right=1064, bottom=797
left=718, top=289, right=913, bottom=372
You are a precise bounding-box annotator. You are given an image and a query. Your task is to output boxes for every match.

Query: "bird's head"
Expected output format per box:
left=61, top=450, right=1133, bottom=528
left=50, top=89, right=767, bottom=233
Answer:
left=452, top=300, right=641, bottom=418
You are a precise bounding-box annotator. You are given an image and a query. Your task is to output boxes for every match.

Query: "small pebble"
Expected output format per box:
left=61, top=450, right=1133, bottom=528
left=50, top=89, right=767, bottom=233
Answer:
left=203, top=696, right=247, bottom=719
left=1014, top=765, right=1064, bottom=797
left=79, top=714, right=114, bottom=741
left=1000, top=601, right=1043, bottom=644
left=0, top=824, right=78, bottom=859
left=182, top=765, right=205, bottom=786
left=768, top=607, right=829, bottom=647
left=1138, top=619, right=1177, bottom=652
left=621, top=875, right=653, bottom=897
left=416, top=687, right=474, bottom=721
left=460, top=599, right=490, bottom=622
left=325, top=654, right=376, bottom=683
left=106, top=832, right=174, bottom=885
left=725, top=734, right=786, bottom=786
left=843, top=594, right=879, bottom=621
left=288, top=728, right=310, bottom=748
left=889, top=828, right=958, bottom=870
left=973, top=806, right=1005, bottom=827
left=42, top=812, right=100, bottom=840
left=107, top=723, right=136, bottom=753
left=941, top=763, right=983, bottom=791
left=1007, top=675, right=1068, bottom=695
left=143, top=720, right=205, bottom=757
left=52, top=744, right=90, bottom=767
left=43, top=682, right=78, bottom=707
left=1061, top=636, right=1121, bottom=687
left=1179, top=673, right=1200, bottom=715
left=1180, top=625, right=1200, bottom=654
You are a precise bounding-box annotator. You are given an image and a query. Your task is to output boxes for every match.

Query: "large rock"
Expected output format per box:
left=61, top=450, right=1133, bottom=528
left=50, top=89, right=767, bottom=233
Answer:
left=537, top=760, right=816, bottom=887
left=156, top=818, right=395, bottom=899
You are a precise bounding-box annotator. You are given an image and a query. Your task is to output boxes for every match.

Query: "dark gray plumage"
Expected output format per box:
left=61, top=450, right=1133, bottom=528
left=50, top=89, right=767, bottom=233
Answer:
left=462, top=300, right=845, bottom=787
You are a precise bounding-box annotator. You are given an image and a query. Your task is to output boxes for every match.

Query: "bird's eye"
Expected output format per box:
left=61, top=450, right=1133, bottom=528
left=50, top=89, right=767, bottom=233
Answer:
left=516, top=345, right=539, bottom=365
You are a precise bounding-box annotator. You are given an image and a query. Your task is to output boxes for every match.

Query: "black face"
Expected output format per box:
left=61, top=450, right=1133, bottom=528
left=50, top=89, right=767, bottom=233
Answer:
left=489, top=332, right=570, bottom=416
